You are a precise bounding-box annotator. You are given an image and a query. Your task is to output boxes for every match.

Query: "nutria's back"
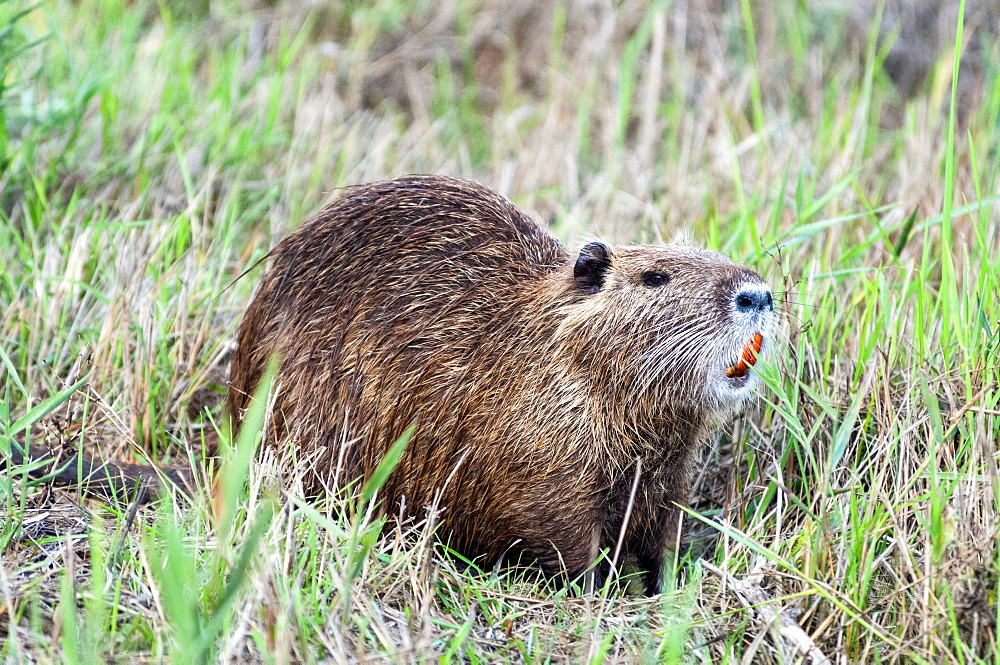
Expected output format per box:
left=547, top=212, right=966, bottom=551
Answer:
left=224, top=175, right=776, bottom=593
left=226, top=176, right=566, bottom=430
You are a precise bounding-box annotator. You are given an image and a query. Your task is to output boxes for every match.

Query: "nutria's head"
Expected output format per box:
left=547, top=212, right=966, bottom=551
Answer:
left=557, top=240, right=775, bottom=420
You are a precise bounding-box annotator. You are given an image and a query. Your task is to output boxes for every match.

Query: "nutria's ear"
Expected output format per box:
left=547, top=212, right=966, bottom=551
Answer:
left=574, top=242, right=611, bottom=293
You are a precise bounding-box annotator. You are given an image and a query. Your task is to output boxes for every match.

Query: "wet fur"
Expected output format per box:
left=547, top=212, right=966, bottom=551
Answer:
left=9, top=175, right=772, bottom=594
left=225, top=175, right=769, bottom=592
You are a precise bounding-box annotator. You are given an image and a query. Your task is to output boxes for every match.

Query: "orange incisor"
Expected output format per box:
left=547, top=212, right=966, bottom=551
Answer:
left=726, top=332, right=763, bottom=378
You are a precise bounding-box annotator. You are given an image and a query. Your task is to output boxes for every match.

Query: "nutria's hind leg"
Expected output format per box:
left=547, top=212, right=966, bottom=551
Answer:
left=441, top=523, right=601, bottom=593
left=496, top=514, right=604, bottom=591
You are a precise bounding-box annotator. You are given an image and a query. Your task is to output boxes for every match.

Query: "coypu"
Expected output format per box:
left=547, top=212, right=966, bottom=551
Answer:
left=8, top=175, right=775, bottom=593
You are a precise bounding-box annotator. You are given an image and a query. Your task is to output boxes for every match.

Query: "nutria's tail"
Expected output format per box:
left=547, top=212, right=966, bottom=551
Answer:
left=4, top=441, right=195, bottom=503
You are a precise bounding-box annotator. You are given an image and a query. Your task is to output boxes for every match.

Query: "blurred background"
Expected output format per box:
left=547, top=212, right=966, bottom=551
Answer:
left=3, top=0, right=997, bottom=247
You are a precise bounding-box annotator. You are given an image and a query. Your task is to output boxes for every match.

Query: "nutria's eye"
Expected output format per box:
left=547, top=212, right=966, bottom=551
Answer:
left=641, top=272, right=670, bottom=287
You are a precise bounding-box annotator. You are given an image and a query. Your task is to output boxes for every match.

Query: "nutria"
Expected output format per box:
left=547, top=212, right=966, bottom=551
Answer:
left=8, top=175, right=775, bottom=593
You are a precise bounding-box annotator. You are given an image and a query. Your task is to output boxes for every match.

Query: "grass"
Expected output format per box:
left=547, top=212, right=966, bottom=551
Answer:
left=1, top=0, right=999, bottom=662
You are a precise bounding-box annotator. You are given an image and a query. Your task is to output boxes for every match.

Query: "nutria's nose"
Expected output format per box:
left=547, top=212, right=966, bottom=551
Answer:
left=735, top=288, right=773, bottom=313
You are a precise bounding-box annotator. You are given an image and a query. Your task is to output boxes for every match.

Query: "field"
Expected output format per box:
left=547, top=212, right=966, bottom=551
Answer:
left=1, top=0, right=999, bottom=662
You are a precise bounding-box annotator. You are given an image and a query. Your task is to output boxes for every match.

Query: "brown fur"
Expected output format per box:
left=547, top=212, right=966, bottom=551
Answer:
left=8, top=175, right=775, bottom=594
left=223, top=175, right=774, bottom=592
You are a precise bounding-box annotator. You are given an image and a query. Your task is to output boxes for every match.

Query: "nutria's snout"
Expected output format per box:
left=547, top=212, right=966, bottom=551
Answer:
left=734, top=287, right=774, bottom=314
left=718, top=280, right=775, bottom=396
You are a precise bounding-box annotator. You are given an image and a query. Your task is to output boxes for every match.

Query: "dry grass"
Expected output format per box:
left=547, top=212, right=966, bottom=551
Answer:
left=1, top=0, right=999, bottom=662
